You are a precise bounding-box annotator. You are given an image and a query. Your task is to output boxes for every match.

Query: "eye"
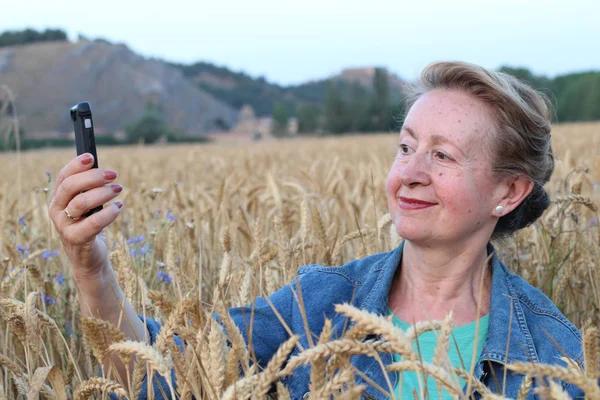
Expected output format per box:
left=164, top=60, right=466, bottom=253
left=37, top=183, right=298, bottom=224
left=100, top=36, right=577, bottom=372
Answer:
left=434, top=151, right=453, bottom=161
left=398, top=144, right=413, bottom=155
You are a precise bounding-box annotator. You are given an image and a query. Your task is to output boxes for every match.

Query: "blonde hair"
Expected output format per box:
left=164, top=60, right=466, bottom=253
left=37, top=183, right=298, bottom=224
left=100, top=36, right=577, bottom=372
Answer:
left=402, top=61, right=554, bottom=238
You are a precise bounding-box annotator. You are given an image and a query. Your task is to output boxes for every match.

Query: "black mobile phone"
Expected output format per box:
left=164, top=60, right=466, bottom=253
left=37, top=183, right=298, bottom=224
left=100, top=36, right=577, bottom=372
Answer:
left=70, top=101, right=103, bottom=218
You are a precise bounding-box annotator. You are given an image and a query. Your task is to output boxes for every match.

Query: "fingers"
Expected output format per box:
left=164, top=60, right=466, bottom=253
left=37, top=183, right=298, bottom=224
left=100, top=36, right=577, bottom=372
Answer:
left=64, top=183, right=123, bottom=221
left=49, top=156, right=118, bottom=216
left=49, top=153, right=95, bottom=201
left=61, top=201, right=124, bottom=245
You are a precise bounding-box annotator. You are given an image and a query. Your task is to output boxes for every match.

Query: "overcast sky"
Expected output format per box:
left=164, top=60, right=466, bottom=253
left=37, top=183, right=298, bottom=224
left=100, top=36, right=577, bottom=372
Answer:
left=3, top=0, right=599, bottom=85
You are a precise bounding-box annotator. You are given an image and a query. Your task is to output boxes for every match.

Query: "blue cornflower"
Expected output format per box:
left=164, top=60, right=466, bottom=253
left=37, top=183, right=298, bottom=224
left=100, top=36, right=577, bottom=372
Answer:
left=16, top=245, right=30, bottom=258
left=44, top=294, right=56, bottom=306
left=54, top=273, right=65, bottom=286
left=591, top=217, right=598, bottom=227
left=156, top=270, right=172, bottom=284
left=18, top=216, right=26, bottom=226
left=127, top=235, right=145, bottom=244
left=138, top=243, right=151, bottom=255
left=165, top=208, right=177, bottom=221
left=42, top=250, right=59, bottom=260
left=129, top=248, right=137, bottom=257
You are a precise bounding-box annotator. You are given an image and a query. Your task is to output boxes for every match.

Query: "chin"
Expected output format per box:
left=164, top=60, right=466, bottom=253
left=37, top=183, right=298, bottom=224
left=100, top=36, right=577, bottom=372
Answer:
left=393, top=219, right=430, bottom=242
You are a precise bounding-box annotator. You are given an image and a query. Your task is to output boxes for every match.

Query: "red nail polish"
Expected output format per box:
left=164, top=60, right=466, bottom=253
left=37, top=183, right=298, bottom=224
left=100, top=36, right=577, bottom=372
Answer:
left=81, top=154, right=93, bottom=165
left=104, top=170, right=117, bottom=180
left=114, top=201, right=123, bottom=209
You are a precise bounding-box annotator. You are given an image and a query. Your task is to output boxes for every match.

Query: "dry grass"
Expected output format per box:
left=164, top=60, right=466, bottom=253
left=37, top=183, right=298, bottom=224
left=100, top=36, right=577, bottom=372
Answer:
left=0, top=90, right=599, bottom=400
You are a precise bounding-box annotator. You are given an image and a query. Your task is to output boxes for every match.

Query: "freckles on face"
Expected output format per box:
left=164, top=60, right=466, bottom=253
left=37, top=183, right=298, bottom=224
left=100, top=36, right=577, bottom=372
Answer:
left=385, top=89, right=500, bottom=242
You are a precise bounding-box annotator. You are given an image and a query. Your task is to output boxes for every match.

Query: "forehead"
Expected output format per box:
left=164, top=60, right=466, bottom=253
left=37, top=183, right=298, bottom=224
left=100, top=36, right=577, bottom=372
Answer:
left=401, top=89, right=495, bottom=148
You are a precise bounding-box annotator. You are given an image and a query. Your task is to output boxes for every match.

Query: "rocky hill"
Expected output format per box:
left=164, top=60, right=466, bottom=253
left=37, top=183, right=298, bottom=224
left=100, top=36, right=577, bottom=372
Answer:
left=172, top=61, right=406, bottom=117
left=0, top=39, right=238, bottom=137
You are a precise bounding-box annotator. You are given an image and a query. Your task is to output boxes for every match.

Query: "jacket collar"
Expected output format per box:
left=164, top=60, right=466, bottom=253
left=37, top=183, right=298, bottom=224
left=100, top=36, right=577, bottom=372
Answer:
left=349, top=240, right=540, bottom=396
left=478, top=243, right=540, bottom=366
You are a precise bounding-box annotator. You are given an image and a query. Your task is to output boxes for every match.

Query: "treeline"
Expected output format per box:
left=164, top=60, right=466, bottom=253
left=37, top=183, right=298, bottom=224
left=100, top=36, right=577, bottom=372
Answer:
left=0, top=103, right=210, bottom=152
left=172, top=61, right=346, bottom=117
left=278, top=67, right=600, bottom=136
left=272, top=68, right=403, bottom=136
left=1, top=28, right=598, bottom=137
left=0, top=28, right=67, bottom=47
left=500, top=67, right=600, bottom=122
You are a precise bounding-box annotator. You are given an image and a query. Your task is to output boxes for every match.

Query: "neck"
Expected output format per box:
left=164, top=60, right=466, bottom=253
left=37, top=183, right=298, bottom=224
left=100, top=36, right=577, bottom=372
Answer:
left=389, top=239, right=492, bottom=326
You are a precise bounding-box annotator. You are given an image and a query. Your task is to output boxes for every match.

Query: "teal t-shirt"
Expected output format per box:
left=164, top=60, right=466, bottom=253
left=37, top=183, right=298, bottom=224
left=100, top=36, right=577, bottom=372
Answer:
left=387, top=307, right=489, bottom=400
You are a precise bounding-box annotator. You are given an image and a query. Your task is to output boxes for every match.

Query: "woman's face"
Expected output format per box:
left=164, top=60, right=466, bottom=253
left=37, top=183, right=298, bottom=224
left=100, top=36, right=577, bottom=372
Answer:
left=386, top=88, right=503, bottom=245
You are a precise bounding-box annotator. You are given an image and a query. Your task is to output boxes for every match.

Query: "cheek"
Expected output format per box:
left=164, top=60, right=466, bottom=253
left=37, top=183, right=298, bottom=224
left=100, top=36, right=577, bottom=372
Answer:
left=437, top=174, right=484, bottom=215
left=386, top=163, right=401, bottom=196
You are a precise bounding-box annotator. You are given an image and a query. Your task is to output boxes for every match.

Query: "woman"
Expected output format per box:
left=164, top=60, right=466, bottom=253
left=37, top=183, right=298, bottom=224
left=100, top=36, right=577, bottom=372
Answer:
left=48, top=61, right=584, bottom=399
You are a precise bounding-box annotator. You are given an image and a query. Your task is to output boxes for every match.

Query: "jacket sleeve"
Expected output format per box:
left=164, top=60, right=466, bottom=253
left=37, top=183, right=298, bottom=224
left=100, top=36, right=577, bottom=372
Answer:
left=109, top=279, right=296, bottom=400
left=215, top=277, right=296, bottom=370
left=565, top=381, right=586, bottom=400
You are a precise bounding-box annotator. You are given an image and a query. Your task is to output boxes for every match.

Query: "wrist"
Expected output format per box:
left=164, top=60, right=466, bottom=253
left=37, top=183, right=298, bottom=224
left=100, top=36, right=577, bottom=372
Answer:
left=70, top=262, right=116, bottom=300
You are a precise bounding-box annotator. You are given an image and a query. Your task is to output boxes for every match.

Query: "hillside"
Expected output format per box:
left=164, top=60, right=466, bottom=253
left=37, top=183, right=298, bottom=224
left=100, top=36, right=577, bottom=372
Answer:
left=171, top=62, right=406, bottom=117
left=0, top=39, right=238, bottom=137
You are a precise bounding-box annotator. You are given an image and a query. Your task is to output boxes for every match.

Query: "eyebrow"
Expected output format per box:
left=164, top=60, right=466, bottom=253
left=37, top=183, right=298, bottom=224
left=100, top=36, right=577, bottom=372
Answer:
left=401, top=126, right=467, bottom=157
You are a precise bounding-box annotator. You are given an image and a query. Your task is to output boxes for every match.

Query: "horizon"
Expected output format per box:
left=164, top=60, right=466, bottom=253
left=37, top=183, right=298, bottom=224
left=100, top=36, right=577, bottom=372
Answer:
left=2, top=0, right=599, bottom=86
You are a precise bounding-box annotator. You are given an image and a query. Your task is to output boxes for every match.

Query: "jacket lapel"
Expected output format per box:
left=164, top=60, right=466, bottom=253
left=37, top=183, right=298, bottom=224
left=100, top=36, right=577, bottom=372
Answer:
left=345, top=242, right=404, bottom=399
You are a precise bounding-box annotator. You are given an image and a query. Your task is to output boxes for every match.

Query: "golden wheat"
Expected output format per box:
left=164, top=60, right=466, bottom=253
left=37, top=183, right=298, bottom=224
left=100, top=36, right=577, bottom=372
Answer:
left=0, top=120, right=598, bottom=398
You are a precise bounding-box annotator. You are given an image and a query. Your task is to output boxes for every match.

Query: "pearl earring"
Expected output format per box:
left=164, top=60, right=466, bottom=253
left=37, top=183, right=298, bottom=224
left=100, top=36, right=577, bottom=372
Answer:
left=495, top=205, right=505, bottom=214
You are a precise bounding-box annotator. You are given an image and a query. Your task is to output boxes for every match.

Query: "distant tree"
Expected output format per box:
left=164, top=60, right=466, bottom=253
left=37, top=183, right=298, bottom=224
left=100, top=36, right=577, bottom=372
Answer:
left=297, top=104, right=321, bottom=133
left=325, top=81, right=350, bottom=134
left=0, top=28, right=67, bottom=47
left=271, top=102, right=290, bottom=137
left=124, top=104, right=170, bottom=144
left=369, top=68, right=393, bottom=132
left=499, top=66, right=551, bottom=89
left=555, top=73, right=600, bottom=122
left=0, top=126, right=25, bottom=152
left=347, top=82, right=371, bottom=132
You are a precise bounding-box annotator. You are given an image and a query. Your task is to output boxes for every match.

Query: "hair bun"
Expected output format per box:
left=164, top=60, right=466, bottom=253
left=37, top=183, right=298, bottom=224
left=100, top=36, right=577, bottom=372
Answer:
left=494, top=184, right=550, bottom=235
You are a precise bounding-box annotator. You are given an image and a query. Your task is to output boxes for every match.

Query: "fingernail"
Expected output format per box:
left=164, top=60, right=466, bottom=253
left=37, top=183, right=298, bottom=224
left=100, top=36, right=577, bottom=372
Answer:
left=111, top=184, right=123, bottom=193
left=114, top=201, right=123, bottom=209
left=104, top=170, right=117, bottom=180
left=81, top=154, right=93, bottom=165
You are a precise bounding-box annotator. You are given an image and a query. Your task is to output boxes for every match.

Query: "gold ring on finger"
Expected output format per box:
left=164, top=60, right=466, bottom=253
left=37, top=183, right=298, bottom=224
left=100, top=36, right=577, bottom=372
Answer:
left=64, top=208, right=79, bottom=221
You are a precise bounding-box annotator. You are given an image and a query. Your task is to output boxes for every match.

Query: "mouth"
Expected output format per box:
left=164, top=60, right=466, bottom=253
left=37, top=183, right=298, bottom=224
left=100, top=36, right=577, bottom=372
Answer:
left=398, top=196, right=437, bottom=210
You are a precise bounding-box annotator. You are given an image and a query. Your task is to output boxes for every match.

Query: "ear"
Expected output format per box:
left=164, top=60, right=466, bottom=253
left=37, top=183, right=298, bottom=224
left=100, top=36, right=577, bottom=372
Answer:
left=495, top=175, right=534, bottom=216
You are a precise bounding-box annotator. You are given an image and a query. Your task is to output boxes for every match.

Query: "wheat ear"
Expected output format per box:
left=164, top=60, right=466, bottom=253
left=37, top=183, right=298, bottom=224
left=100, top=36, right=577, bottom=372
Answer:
left=108, top=340, right=173, bottom=378
left=310, top=318, right=332, bottom=393
left=507, top=362, right=600, bottom=398
left=335, top=303, right=414, bottom=358
left=583, top=326, right=599, bottom=379
left=252, top=335, right=299, bottom=398
left=73, top=377, right=128, bottom=400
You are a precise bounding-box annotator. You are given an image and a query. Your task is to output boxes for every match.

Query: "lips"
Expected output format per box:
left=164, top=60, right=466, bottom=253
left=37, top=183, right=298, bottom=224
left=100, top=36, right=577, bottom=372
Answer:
left=398, top=196, right=437, bottom=210
left=399, top=197, right=436, bottom=205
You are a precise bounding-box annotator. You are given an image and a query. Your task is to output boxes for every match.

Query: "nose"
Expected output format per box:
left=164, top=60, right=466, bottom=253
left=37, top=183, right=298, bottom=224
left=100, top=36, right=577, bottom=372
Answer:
left=400, top=151, right=432, bottom=188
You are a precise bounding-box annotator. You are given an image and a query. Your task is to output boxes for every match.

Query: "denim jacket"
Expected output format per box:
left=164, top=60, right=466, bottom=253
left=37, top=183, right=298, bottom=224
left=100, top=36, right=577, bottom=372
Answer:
left=137, top=241, right=586, bottom=399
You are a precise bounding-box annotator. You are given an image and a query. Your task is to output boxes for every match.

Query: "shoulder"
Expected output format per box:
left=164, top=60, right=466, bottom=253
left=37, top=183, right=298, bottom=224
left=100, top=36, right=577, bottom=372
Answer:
left=507, top=270, right=583, bottom=364
left=295, top=248, right=396, bottom=286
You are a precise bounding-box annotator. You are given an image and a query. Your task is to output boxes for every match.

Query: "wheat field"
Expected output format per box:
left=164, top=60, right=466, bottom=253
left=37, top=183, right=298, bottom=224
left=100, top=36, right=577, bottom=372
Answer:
left=0, top=120, right=598, bottom=399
